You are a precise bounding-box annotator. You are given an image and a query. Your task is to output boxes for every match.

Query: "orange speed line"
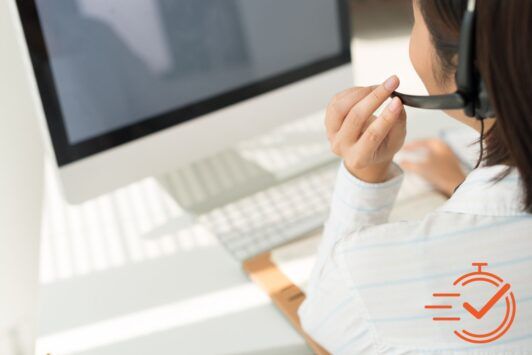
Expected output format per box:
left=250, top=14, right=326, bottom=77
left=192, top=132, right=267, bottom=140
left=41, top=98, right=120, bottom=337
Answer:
left=433, top=293, right=461, bottom=297
left=425, top=305, right=452, bottom=309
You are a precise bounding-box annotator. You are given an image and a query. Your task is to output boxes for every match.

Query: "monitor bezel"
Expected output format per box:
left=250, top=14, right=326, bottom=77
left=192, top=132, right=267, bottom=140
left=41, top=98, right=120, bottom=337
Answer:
left=16, top=0, right=352, bottom=166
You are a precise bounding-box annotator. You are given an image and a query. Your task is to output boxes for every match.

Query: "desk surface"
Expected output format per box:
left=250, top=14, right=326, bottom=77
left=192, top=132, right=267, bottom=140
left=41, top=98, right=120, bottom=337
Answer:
left=38, top=242, right=310, bottom=354
left=37, top=163, right=313, bottom=355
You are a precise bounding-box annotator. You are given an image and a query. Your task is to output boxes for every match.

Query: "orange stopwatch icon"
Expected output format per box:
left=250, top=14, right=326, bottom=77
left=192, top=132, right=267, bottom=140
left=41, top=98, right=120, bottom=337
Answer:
left=425, top=262, right=516, bottom=344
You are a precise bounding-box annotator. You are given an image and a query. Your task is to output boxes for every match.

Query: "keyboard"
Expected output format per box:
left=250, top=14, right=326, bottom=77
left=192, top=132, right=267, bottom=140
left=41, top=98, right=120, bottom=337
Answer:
left=199, top=162, right=336, bottom=260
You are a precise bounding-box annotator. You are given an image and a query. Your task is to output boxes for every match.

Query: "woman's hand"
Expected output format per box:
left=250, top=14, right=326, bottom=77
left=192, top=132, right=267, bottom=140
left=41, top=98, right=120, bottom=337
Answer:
left=326, top=76, right=407, bottom=183
left=399, top=139, right=466, bottom=197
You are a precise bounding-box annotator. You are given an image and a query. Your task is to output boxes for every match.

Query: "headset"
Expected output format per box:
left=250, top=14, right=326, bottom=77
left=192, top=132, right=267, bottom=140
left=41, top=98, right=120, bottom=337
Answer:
left=391, top=0, right=494, bottom=120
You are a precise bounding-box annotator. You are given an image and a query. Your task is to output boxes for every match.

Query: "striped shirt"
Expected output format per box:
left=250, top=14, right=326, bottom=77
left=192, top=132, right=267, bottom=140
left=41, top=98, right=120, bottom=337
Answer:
left=299, top=162, right=532, bottom=354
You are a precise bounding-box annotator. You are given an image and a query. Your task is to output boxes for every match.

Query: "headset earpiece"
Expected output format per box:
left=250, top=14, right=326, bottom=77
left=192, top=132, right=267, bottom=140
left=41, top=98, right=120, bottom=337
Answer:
left=475, top=78, right=495, bottom=119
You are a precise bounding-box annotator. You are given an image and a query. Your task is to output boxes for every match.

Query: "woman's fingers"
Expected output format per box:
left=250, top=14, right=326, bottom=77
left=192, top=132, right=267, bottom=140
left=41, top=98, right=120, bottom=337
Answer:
left=402, top=140, right=431, bottom=151
left=329, top=88, right=374, bottom=153
left=400, top=160, right=423, bottom=173
left=351, top=76, right=400, bottom=121
left=325, top=86, right=375, bottom=142
left=399, top=138, right=466, bottom=197
left=352, top=97, right=404, bottom=166
left=332, top=76, right=400, bottom=153
left=402, top=139, right=453, bottom=156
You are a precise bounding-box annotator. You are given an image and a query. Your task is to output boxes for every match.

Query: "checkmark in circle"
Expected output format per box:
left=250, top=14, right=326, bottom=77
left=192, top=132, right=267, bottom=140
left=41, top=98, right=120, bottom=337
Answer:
left=463, top=283, right=511, bottom=320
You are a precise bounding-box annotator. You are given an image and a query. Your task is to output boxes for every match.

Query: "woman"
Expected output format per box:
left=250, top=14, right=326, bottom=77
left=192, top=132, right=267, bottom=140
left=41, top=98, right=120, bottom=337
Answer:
left=299, top=0, right=532, bottom=353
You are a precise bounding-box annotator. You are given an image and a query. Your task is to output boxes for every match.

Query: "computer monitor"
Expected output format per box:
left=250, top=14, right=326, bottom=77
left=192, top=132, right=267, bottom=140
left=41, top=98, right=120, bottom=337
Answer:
left=14, top=0, right=352, bottom=203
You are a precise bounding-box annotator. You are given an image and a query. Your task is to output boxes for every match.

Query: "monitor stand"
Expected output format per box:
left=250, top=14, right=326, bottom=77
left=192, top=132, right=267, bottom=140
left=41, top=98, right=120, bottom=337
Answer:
left=156, top=111, right=334, bottom=215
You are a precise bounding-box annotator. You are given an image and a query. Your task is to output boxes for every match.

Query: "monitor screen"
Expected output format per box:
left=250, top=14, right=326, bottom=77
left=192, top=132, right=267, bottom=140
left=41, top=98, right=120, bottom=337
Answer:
left=18, top=0, right=351, bottom=165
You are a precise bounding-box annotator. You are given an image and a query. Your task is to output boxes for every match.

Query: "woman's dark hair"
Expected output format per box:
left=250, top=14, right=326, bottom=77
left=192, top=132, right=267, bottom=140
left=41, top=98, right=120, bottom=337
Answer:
left=418, top=0, right=532, bottom=213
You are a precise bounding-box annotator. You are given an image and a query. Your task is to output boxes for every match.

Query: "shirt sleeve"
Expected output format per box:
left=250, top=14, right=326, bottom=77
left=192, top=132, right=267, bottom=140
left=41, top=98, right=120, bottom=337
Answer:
left=328, top=160, right=404, bottom=236
left=299, top=161, right=404, bottom=352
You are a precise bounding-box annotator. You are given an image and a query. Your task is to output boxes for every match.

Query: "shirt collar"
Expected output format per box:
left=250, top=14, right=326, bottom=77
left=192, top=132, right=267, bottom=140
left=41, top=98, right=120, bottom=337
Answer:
left=438, top=165, right=527, bottom=216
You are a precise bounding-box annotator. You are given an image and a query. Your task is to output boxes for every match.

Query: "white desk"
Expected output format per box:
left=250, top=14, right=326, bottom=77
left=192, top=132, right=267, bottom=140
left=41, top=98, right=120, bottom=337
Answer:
left=37, top=164, right=313, bottom=355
